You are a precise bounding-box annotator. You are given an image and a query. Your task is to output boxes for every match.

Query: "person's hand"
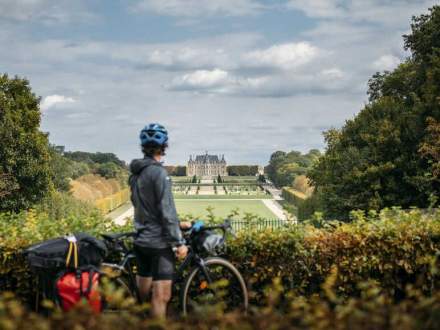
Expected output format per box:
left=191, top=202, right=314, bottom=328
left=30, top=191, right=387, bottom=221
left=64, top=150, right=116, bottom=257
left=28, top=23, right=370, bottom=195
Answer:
left=180, top=221, right=192, bottom=229
left=175, top=245, right=188, bottom=260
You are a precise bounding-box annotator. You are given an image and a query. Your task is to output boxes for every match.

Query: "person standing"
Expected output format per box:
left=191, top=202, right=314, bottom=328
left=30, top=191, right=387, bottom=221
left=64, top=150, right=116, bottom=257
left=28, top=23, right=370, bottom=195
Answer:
left=129, top=123, right=189, bottom=318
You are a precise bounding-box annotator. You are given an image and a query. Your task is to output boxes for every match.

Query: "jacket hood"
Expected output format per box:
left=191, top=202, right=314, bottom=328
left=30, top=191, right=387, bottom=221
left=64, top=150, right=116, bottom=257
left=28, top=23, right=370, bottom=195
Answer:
left=129, top=157, right=158, bottom=175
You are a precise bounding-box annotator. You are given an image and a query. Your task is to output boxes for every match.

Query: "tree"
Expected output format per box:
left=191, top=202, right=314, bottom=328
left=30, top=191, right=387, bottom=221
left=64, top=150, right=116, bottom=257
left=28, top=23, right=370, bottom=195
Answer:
left=0, top=74, right=52, bottom=212
left=265, top=149, right=321, bottom=188
left=419, top=117, right=440, bottom=183
left=48, top=145, right=73, bottom=192
left=309, top=6, right=440, bottom=218
left=97, top=162, right=120, bottom=179
left=64, top=151, right=126, bottom=167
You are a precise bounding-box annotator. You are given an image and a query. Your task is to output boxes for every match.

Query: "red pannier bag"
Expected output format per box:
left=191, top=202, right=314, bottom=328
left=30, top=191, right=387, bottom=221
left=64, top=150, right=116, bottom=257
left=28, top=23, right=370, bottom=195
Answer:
left=56, top=269, right=102, bottom=313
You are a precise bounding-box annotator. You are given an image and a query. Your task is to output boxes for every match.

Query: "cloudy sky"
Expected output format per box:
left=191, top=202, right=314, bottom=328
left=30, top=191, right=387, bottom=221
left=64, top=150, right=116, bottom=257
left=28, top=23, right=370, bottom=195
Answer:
left=1, top=0, right=437, bottom=165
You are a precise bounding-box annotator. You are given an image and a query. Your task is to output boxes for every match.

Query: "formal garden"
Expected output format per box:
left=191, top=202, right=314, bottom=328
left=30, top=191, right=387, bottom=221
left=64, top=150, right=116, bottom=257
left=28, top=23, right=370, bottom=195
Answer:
left=170, top=177, right=278, bottom=219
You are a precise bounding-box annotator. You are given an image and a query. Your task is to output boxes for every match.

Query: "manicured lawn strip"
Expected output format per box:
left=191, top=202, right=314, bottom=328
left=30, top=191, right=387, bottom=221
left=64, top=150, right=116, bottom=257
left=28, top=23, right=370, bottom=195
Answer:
left=175, top=200, right=277, bottom=218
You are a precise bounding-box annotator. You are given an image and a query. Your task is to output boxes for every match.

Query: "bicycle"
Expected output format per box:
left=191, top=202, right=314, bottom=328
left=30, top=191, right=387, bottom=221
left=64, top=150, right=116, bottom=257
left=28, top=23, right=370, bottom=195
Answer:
left=99, top=219, right=248, bottom=315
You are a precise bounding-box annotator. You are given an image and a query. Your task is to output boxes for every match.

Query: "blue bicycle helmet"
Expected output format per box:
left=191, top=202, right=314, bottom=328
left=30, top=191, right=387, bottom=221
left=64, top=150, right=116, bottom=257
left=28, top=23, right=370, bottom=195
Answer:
left=139, top=123, right=168, bottom=146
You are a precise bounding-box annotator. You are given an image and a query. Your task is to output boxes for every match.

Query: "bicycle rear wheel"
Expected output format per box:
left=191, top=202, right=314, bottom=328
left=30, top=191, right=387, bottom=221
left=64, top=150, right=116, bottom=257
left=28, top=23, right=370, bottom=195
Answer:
left=180, top=257, right=248, bottom=315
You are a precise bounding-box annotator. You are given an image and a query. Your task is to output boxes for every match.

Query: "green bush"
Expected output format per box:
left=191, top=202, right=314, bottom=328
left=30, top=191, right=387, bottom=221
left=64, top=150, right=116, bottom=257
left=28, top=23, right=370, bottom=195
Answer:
left=228, top=208, right=440, bottom=301
left=0, top=208, right=120, bottom=304
left=1, top=277, right=440, bottom=329
left=35, top=190, right=99, bottom=220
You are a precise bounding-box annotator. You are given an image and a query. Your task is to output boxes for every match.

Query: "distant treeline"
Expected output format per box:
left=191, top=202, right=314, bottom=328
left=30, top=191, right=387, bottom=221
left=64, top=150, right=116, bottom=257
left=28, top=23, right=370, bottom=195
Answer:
left=227, top=165, right=258, bottom=176
left=63, top=150, right=126, bottom=168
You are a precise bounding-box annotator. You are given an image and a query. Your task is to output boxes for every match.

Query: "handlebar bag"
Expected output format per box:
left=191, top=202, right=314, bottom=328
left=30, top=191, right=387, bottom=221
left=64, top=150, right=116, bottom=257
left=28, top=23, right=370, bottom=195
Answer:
left=56, top=268, right=102, bottom=313
left=195, top=231, right=225, bottom=255
left=24, top=233, right=107, bottom=272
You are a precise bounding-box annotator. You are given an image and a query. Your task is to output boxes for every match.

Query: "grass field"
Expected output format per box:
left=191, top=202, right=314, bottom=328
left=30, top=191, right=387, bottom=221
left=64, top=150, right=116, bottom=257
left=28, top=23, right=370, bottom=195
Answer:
left=175, top=200, right=277, bottom=219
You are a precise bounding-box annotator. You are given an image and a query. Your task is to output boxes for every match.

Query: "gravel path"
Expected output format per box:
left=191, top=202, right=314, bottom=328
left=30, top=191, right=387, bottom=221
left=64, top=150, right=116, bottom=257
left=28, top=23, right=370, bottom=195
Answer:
left=112, top=206, right=134, bottom=225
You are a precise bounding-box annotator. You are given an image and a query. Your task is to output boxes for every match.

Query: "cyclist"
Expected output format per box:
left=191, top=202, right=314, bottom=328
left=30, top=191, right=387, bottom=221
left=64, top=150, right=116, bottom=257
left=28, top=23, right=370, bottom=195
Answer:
left=129, top=123, right=189, bottom=318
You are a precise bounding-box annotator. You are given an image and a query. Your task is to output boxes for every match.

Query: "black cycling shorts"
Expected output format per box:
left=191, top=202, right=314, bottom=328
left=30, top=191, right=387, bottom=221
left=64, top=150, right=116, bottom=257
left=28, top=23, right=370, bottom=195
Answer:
left=133, top=245, right=175, bottom=281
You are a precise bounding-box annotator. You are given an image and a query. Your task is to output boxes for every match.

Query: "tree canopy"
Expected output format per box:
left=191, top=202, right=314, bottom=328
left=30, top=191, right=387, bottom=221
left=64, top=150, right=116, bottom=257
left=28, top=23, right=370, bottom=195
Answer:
left=309, top=6, right=440, bottom=218
left=266, top=149, right=321, bottom=188
left=0, top=74, right=52, bottom=212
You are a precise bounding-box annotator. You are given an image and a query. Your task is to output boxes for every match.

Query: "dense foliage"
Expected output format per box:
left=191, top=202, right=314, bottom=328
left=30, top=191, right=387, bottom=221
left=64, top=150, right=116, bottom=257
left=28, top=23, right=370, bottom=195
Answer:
left=63, top=151, right=126, bottom=168
left=51, top=147, right=128, bottom=190
left=227, top=165, right=259, bottom=176
left=0, top=75, right=52, bottom=212
left=0, top=208, right=439, bottom=329
left=281, top=187, right=322, bottom=221
left=266, top=150, right=321, bottom=187
left=0, top=206, right=119, bottom=302
left=309, top=6, right=440, bottom=218
left=1, top=281, right=440, bottom=329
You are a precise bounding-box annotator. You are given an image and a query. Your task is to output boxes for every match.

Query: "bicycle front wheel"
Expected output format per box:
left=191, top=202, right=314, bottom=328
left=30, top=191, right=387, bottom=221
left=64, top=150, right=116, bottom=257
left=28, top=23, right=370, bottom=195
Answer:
left=180, top=257, right=248, bottom=315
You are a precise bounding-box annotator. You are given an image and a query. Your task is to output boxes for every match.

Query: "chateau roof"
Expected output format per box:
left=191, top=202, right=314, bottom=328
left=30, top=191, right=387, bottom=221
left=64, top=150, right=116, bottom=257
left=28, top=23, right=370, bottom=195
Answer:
left=189, top=153, right=226, bottom=164
left=195, top=154, right=219, bottom=163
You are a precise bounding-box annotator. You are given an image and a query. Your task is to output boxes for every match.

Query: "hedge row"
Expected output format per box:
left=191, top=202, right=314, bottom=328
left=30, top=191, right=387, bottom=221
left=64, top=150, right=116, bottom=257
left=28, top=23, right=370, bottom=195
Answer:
left=0, top=209, right=123, bottom=303
left=1, top=208, right=439, bottom=307
left=228, top=208, right=440, bottom=300
left=95, top=188, right=130, bottom=214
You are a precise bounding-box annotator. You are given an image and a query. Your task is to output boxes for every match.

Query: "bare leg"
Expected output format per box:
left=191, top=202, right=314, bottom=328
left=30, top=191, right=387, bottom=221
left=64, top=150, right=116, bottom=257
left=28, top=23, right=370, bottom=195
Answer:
left=151, top=280, right=172, bottom=318
left=136, top=276, right=153, bottom=302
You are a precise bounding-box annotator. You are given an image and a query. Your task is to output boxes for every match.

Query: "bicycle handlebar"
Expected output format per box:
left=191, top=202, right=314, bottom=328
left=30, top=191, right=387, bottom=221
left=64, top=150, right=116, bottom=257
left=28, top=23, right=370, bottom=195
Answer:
left=102, top=219, right=234, bottom=245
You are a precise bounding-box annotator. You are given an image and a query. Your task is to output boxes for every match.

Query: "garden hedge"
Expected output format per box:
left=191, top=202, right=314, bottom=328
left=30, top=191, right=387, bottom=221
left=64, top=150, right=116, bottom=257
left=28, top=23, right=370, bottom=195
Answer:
left=227, top=208, right=440, bottom=301
left=1, top=208, right=439, bottom=307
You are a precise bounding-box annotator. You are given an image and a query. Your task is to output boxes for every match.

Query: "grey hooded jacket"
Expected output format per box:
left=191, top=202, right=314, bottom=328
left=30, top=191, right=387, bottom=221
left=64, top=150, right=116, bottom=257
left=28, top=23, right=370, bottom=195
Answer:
left=129, top=157, right=184, bottom=249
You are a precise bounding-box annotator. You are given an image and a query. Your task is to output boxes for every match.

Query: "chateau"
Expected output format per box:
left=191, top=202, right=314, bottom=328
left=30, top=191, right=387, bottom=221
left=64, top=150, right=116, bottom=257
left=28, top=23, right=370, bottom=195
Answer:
left=187, top=152, right=227, bottom=177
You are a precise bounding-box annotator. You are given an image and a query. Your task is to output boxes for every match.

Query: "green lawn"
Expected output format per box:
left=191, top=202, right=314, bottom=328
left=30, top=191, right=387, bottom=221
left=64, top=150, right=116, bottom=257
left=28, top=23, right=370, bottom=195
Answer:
left=175, top=200, right=277, bottom=219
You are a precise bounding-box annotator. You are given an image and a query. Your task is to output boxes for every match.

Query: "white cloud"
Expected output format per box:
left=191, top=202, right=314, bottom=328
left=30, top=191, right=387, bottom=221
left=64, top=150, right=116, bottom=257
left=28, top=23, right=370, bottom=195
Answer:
left=41, top=94, right=75, bottom=111
left=171, top=69, right=230, bottom=89
left=320, top=68, right=345, bottom=79
left=244, top=42, right=319, bottom=70
left=167, top=66, right=351, bottom=97
left=168, top=68, right=268, bottom=94
left=132, top=0, right=263, bottom=17
left=372, top=55, right=401, bottom=71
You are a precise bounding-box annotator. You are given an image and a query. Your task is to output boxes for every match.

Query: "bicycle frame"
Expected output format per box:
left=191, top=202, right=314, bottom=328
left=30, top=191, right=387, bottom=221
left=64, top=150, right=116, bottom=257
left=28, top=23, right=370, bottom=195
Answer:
left=102, top=220, right=232, bottom=303
left=102, top=244, right=216, bottom=304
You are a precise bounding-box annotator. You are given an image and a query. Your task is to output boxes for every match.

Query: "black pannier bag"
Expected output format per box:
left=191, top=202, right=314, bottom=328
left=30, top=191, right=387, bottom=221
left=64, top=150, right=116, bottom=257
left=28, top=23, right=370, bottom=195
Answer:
left=24, top=233, right=107, bottom=272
